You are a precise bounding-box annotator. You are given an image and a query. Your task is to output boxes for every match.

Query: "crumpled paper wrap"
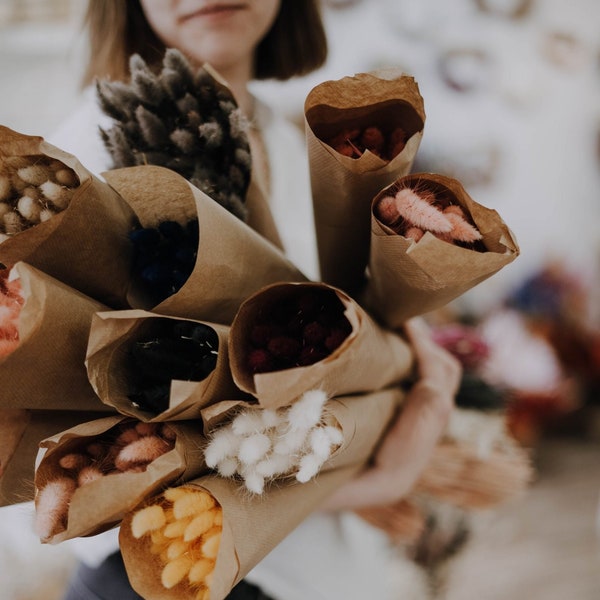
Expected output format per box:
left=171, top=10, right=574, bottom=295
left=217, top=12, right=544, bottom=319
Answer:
left=0, top=262, right=109, bottom=412
left=103, top=166, right=307, bottom=324
left=119, top=388, right=403, bottom=600
left=86, top=310, right=247, bottom=421
left=0, top=408, right=107, bottom=506
left=228, top=281, right=414, bottom=408
left=305, top=70, right=425, bottom=292
left=0, top=125, right=137, bottom=308
left=34, top=415, right=208, bottom=543
left=362, top=172, right=520, bottom=328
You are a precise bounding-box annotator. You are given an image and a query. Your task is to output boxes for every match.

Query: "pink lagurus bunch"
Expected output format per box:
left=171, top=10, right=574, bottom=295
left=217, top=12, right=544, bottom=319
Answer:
left=0, top=267, right=23, bottom=358
left=374, top=182, right=483, bottom=246
left=34, top=420, right=177, bottom=542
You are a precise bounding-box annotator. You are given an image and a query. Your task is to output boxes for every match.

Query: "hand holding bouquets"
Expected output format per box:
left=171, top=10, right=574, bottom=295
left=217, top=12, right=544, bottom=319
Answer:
left=0, top=125, right=137, bottom=308
left=354, top=321, right=532, bottom=553
left=305, top=69, right=425, bottom=292
left=362, top=173, right=519, bottom=328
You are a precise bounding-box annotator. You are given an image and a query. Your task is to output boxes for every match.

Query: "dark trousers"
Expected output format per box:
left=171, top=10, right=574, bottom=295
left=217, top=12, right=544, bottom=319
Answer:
left=63, top=551, right=274, bottom=600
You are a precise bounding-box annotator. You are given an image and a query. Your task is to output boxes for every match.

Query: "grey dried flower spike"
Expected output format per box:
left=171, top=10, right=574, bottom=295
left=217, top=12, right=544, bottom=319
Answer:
left=97, top=48, right=251, bottom=222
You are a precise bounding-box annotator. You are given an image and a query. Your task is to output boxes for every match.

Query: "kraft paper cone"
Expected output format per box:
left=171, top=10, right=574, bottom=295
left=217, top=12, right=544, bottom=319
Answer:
left=0, top=125, right=137, bottom=308
left=0, top=409, right=106, bottom=506
left=34, top=416, right=208, bottom=543
left=86, top=310, right=246, bottom=421
left=363, top=173, right=520, bottom=328
left=244, top=176, right=283, bottom=251
left=103, top=166, right=307, bottom=324
left=305, top=70, right=425, bottom=292
left=229, top=281, right=414, bottom=409
left=0, top=262, right=110, bottom=412
left=120, top=388, right=402, bottom=600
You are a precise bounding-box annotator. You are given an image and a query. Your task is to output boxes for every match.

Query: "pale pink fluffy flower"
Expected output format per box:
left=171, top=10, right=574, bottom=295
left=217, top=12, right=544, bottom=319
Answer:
left=114, top=435, right=173, bottom=471
left=34, top=477, right=77, bottom=541
left=375, top=195, right=400, bottom=226
left=443, top=206, right=482, bottom=242
left=0, top=271, right=24, bottom=358
left=394, top=188, right=453, bottom=233
left=78, top=465, right=104, bottom=486
left=404, top=226, right=424, bottom=242
left=59, top=453, right=90, bottom=471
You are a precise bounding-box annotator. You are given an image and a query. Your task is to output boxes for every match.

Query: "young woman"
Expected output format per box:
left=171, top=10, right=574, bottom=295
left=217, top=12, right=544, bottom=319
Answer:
left=52, top=2, right=461, bottom=598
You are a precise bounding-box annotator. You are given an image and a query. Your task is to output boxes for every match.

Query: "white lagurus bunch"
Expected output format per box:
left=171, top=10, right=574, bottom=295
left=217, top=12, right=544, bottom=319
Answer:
left=204, top=390, right=344, bottom=494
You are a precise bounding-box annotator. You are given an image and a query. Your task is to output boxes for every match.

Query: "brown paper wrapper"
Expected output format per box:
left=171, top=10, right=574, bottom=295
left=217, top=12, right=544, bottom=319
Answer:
left=86, top=310, right=246, bottom=421
left=0, top=408, right=106, bottom=506
left=34, top=415, right=208, bottom=543
left=0, top=262, right=110, bottom=412
left=229, top=281, right=414, bottom=409
left=120, top=388, right=403, bottom=600
left=305, top=70, right=425, bottom=292
left=244, top=177, right=283, bottom=251
left=0, top=126, right=137, bottom=308
left=102, top=166, right=307, bottom=324
left=362, top=173, right=520, bottom=328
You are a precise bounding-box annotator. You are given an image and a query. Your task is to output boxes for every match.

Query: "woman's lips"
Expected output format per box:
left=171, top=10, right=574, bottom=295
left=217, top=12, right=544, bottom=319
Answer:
left=180, top=3, right=247, bottom=21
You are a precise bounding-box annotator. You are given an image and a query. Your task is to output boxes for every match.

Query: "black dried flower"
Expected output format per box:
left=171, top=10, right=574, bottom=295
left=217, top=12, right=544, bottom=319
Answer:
left=128, top=318, right=220, bottom=414
left=128, top=218, right=199, bottom=305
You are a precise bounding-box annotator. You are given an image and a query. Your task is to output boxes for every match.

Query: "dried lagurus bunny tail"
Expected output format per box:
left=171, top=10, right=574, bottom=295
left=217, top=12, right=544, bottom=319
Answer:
left=394, top=188, right=453, bottom=233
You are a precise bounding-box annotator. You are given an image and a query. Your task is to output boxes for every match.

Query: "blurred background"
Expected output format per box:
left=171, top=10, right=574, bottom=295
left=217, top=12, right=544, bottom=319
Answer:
left=0, top=0, right=599, bottom=598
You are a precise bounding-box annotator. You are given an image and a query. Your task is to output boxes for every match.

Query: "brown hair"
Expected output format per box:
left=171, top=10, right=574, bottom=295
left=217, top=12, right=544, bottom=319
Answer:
left=81, top=0, right=328, bottom=86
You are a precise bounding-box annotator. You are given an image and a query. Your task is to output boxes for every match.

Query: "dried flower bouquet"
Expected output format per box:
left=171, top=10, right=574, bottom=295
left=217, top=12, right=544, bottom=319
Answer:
left=0, top=125, right=138, bottom=308
left=33, top=416, right=208, bottom=543
left=305, top=69, right=425, bottom=292
left=120, top=388, right=403, bottom=600
left=362, top=172, right=520, bottom=328
left=86, top=310, right=243, bottom=422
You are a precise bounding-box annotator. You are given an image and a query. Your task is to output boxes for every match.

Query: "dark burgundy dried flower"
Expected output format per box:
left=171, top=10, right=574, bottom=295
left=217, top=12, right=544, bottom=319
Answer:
left=244, top=287, right=352, bottom=374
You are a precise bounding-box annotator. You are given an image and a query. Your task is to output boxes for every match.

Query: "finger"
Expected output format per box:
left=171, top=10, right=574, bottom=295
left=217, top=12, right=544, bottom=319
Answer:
left=403, top=317, right=431, bottom=347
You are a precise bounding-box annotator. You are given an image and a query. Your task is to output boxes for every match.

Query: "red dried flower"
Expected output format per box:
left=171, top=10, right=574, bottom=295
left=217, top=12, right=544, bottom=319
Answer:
left=360, top=127, right=385, bottom=155
left=267, top=336, right=301, bottom=361
left=250, top=323, right=283, bottom=348
left=298, top=345, right=329, bottom=366
left=324, top=328, right=349, bottom=352
left=247, top=348, right=275, bottom=373
left=303, top=321, right=328, bottom=345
